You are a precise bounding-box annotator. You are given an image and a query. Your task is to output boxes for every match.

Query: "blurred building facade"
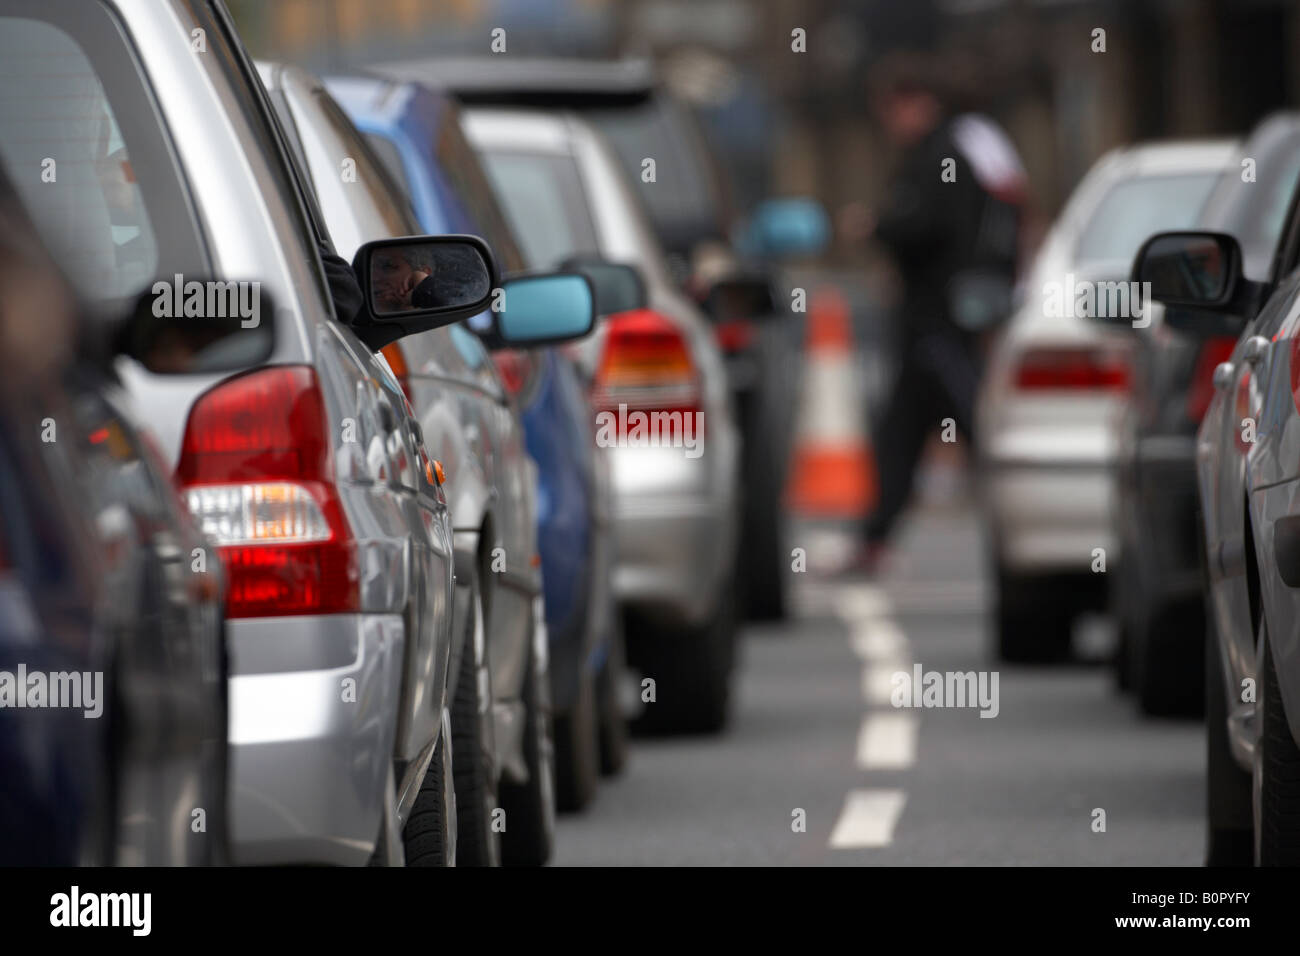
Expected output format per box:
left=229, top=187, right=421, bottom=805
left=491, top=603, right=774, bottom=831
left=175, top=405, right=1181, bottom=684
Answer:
left=233, top=0, right=1300, bottom=256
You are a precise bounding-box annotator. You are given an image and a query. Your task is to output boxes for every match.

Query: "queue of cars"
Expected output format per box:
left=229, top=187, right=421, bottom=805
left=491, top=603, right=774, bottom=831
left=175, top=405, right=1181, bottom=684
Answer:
left=0, top=0, right=810, bottom=865
left=976, top=109, right=1300, bottom=864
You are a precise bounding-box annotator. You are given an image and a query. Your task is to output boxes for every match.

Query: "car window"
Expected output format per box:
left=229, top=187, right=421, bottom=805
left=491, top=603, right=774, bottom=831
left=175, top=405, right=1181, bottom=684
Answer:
left=479, top=150, right=600, bottom=271
left=1200, top=135, right=1300, bottom=279
left=1074, top=172, right=1220, bottom=266
left=434, top=106, right=526, bottom=275
left=587, top=96, right=728, bottom=246
left=365, top=131, right=416, bottom=202
left=0, top=2, right=207, bottom=310
left=281, top=83, right=416, bottom=258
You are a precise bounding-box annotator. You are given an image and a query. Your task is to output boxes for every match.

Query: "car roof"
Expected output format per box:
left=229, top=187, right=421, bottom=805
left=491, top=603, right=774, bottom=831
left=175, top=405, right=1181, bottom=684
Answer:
left=371, top=56, right=658, bottom=106
left=1100, top=138, right=1240, bottom=177
left=461, top=107, right=578, bottom=156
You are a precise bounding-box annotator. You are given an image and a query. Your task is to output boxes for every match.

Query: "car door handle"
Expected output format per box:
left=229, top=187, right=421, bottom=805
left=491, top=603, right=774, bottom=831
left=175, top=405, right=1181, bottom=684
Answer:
left=1212, top=361, right=1235, bottom=391
left=1243, top=335, right=1270, bottom=366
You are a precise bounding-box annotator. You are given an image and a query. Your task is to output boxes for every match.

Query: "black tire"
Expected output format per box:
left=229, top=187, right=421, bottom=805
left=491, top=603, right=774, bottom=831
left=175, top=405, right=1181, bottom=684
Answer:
left=450, top=570, right=500, bottom=866
left=994, top=566, right=1071, bottom=663
left=1204, top=618, right=1252, bottom=866
left=403, top=730, right=452, bottom=867
left=597, top=620, right=629, bottom=777
left=554, top=667, right=599, bottom=813
left=1114, top=618, right=1133, bottom=692
left=632, top=585, right=737, bottom=735
left=1133, top=599, right=1204, bottom=717
left=498, top=630, right=556, bottom=866
left=1257, top=629, right=1300, bottom=864
left=737, top=444, right=787, bottom=621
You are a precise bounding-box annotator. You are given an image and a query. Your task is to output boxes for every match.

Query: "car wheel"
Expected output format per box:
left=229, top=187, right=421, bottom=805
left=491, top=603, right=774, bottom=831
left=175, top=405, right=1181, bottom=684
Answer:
left=498, top=624, right=556, bottom=866
left=994, top=566, right=1070, bottom=663
left=450, top=569, right=500, bottom=866
left=1133, top=598, right=1204, bottom=717
left=403, top=718, right=454, bottom=867
left=597, top=616, right=629, bottom=777
left=554, top=666, right=600, bottom=812
left=633, top=584, right=737, bottom=735
left=1256, top=625, right=1300, bottom=864
left=737, top=441, right=787, bottom=621
left=1205, top=614, right=1252, bottom=865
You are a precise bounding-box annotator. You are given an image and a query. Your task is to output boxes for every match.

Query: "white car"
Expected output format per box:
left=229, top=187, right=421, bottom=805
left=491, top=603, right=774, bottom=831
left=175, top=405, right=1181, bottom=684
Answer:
left=978, top=139, right=1235, bottom=661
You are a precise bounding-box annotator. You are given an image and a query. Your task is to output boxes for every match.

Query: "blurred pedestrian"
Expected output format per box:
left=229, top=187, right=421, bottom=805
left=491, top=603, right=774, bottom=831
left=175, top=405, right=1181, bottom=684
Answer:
left=853, top=52, right=1024, bottom=572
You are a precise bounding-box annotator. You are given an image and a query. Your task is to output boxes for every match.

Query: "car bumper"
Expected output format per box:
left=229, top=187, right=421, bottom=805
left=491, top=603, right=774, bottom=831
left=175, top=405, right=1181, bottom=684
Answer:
left=226, top=613, right=405, bottom=866
left=985, top=461, right=1116, bottom=573
left=606, top=444, right=733, bottom=626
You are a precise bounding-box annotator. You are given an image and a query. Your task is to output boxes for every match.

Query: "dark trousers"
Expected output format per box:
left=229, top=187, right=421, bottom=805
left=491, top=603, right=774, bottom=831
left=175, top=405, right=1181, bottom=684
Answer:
left=864, top=331, right=981, bottom=545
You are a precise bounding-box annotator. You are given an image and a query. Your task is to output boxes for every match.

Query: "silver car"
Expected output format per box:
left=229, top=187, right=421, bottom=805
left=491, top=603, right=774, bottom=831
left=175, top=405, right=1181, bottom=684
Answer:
left=1138, top=168, right=1300, bottom=864
left=1, top=0, right=485, bottom=866
left=462, top=107, right=742, bottom=732
left=977, top=139, right=1234, bottom=661
left=259, top=61, right=557, bottom=865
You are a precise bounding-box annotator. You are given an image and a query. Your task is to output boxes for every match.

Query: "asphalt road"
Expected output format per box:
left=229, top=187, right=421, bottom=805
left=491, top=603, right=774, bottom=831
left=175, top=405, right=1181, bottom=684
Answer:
left=553, top=498, right=1204, bottom=866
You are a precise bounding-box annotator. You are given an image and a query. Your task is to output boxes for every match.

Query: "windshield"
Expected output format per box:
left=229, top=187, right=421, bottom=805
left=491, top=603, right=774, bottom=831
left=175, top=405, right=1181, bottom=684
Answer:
left=0, top=2, right=206, bottom=310
left=1199, top=134, right=1300, bottom=279
left=1074, top=172, right=1219, bottom=266
left=586, top=96, right=729, bottom=251
left=280, top=82, right=417, bottom=258
left=478, top=150, right=599, bottom=270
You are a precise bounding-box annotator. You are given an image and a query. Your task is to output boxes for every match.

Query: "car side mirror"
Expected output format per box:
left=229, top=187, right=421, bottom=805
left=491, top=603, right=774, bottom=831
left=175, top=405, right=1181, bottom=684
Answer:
left=559, top=257, right=647, bottom=317
left=698, top=273, right=778, bottom=322
left=496, top=272, right=595, bottom=347
left=352, top=235, right=497, bottom=344
left=117, top=277, right=277, bottom=374
left=1132, top=230, right=1262, bottom=335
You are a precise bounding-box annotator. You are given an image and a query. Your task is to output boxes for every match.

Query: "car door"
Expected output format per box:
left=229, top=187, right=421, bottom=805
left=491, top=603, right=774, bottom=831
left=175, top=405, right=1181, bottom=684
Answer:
left=1201, top=192, right=1300, bottom=752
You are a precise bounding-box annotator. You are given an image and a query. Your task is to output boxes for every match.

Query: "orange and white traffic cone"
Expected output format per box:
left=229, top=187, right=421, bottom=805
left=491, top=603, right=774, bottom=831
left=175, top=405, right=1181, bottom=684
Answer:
left=785, top=286, right=877, bottom=519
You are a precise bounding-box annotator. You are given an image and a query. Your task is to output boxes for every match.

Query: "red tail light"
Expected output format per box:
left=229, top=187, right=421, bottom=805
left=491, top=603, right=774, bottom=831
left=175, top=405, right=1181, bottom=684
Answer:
left=591, top=309, right=703, bottom=444
left=175, top=365, right=359, bottom=618
left=714, top=318, right=755, bottom=353
left=1014, top=346, right=1131, bottom=391
left=1187, top=336, right=1238, bottom=423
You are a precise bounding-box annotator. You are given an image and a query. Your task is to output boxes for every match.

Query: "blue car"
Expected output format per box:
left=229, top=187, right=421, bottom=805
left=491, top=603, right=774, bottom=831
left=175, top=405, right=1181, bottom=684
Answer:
left=328, top=74, right=626, bottom=810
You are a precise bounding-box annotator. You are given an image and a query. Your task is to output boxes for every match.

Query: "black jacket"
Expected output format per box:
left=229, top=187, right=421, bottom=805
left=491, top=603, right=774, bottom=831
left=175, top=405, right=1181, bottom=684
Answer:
left=874, top=120, right=989, bottom=340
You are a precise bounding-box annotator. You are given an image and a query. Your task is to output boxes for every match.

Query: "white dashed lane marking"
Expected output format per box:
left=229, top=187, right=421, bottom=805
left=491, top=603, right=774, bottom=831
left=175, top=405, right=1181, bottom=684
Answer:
left=828, top=789, right=908, bottom=848
left=855, top=712, right=919, bottom=770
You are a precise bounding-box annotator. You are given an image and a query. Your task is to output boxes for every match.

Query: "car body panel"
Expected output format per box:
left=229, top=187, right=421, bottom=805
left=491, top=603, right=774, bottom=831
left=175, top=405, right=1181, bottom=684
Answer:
left=330, top=73, right=609, bottom=714
left=979, top=140, right=1236, bottom=578
left=464, top=106, right=741, bottom=627
left=43, top=0, right=457, bottom=864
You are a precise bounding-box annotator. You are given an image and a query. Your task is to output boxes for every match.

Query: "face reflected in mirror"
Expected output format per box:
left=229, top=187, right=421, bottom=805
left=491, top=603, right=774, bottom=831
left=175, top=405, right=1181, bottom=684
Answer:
left=1140, top=234, right=1230, bottom=303
left=369, top=242, right=492, bottom=317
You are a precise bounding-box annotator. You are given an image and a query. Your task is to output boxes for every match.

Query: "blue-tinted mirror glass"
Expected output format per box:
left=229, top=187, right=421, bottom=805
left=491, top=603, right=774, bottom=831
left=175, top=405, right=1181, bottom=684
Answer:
left=498, top=274, right=595, bottom=345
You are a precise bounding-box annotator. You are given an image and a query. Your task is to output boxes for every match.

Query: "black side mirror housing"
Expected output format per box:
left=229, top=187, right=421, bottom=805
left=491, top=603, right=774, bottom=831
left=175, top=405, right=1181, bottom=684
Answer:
left=558, top=257, right=647, bottom=317
left=697, top=272, right=779, bottom=322
left=1132, top=230, right=1264, bottom=335
left=351, top=234, right=498, bottom=349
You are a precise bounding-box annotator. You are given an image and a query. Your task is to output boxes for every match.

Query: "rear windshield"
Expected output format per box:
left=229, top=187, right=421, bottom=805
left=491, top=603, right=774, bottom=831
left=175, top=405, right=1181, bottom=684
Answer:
left=0, top=1, right=206, bottom=310
left=1075, top=172, right=1219, bottom=266
left=478, top=149, right=599, bottom=270
left=586, top=97, right=728, bottom=248
left=1199, top=134, right=1300, bottom=279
